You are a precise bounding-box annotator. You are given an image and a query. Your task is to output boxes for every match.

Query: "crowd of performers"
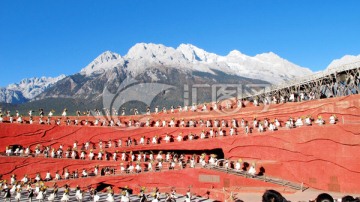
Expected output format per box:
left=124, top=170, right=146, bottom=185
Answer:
left=0, top=96, right=343, bottom=202
left=2, top=176, right=359, bottom=202
left=0, top=179, right=193, bottom=202
left=3, top=144, right=260, bottom=180
left=0, top=91, right=336, bottom=125
left=0, top=105, right=337, bottom=139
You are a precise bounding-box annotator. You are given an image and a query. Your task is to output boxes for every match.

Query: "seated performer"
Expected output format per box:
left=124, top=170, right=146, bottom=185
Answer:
left=235, top=159, right=242, bottom=171
left=329, top=114, right=336, bottom=124
left=295, top=117, right=303, bottom=127
left=248, top=163, right=257, bottom=176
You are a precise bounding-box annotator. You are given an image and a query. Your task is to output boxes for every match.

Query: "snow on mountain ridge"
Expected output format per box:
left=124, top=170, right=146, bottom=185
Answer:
left=177, top=43, right=220, bottom=63
left=227, top=50, right=246, bottom=58
left=0, top=88, right=27, bottom=104
left=123, top=43, right=198, bottom=76
left=6, top=74, right=66, bottom=100
left=79, top=43, right=313, bottom=84
left=80, top=51, right=123, bottom=75
left=327, top=54, right=360, bottom=69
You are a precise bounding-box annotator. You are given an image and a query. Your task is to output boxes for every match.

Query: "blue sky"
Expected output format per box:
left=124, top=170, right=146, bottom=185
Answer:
left=0, top=0, right=359, bottom=87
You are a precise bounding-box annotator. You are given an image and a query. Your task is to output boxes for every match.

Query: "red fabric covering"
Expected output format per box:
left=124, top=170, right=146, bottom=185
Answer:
left=0, top=94, right=359, bottom=196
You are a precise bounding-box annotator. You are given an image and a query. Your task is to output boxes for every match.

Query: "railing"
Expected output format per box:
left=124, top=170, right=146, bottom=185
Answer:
left=203, top=163, right=309, bottom=192
left=244, top=61, right=360, bottom=97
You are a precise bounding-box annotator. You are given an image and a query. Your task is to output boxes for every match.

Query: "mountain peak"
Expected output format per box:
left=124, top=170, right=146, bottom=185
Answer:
left=101, top=50, right=120, bottom=58
left=125, top=43, right=175, bottom=60
left=94, top=50, right=121, bottom=63
left=255, top=52, right=281, bottom=60
left=80, top=51, right=123, bottom=75
left=177, top=43, right=200, bottom=51
left=177, top=43, right=218, bottom=63
left=227, top=50, right=245, bottom=57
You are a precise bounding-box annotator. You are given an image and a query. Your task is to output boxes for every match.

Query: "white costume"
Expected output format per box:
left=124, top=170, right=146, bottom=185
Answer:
left=36, top=190, right=45, bottom=201
left=269, top=123, right=276, bottom=131
left=180, top=120, right=186, bottom=127
left=229, top=128, right=235, bottom=136
left=89, top=151, right=94, bottom=160
left=156, top=153, right=162, bottom=161
left=121, top=195, right=130, bottom=202
left=148, top=162, right=153, bottom=171
left=61, top=192, right=70, bottom=201
left=135, top=164, right=142, bottom=172
left=218, top=129, right=224, bottom=136
left=152, top=136, right=157, bottom=144
left=128, top=165, right=134, bottom=173
left=316, top=118, right=325, bottom=125
left=169, top=120, right=175, bottom=127
left=209, top=157, right=216, bottom=165
left=191, top=105, right=197, bottom=112
left=258, top=124, right=264, bottom=132
left=106, top=193, right=114, bottom=202
left=82, top=170, right=88, bottom=177
left=48, top=192, right=56, bottom=201
left=76, top=189, right=83, bottom=201
left=55, top=173, right=61, bottom=180
left=235, top=162, right=241, bottom=171
left=164, top=135, right=170, bottom=143
left=62, top=110, right=67, bottom=117
left=157, top=161, right=162, bottom=169
left=275, top=119, right=280, bottom=127
left=200, top=131, right=206, bottom=139
left=45, top=172, right=51, bottom=180
left=295, top=118, right=303, bottom=127
left=64, top=171, right=70, bottom=179
left=184, top=106, right=188, bottom=112
left=329, top=115, right=336, bottom=124
left=94, top=193, right=100, bottom=202
left=94, top=167, right=98, bottom=176
left=232, top=119, right=237, bottom=128
left=15, top=190, right=21, bottom=201
left=248, top=165, right=257, bottom=176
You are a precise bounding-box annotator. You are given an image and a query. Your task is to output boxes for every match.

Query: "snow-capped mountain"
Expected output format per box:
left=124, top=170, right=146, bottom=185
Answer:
left=35, top=43, right=315, bottom=110
left=2, top=43, right=317, bottom=105
left=80, top=43, right=313, bottom=84
left=327, top=54, right=360, bottom=69
left=0, top=75, right=65, bottom=103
